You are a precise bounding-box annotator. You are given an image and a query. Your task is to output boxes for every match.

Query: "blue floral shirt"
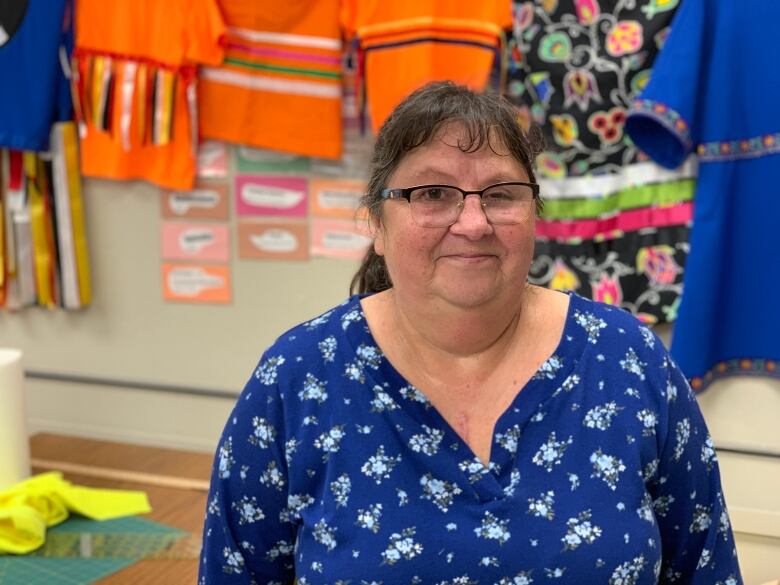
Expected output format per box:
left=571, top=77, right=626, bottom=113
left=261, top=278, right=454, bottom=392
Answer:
left=199, top=293, right=742, bottom=584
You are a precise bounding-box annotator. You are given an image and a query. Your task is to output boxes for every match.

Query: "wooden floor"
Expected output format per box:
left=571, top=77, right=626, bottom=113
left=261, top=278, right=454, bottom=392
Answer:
left=30, top=433, right=214, bottom=584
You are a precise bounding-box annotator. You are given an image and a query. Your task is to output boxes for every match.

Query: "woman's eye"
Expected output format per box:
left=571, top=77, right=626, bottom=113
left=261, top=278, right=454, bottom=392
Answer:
left=422, top=188, right=445, bottom=200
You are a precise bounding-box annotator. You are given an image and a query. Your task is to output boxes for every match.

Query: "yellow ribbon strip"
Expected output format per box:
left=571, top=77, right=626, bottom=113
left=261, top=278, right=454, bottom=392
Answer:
left=24, top=152, right=54, bottom=307
left=62, top=123, right=92, bottom=306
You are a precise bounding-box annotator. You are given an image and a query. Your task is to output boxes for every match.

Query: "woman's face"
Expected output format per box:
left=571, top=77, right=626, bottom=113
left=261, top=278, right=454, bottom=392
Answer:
left=374, top=123, right=536, bottom=311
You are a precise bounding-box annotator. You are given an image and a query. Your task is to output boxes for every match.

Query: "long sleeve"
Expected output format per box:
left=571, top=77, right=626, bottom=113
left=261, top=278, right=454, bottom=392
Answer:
left=651, top=356, right=742, bottom=584
left=198, top=353, right=296, bottom=584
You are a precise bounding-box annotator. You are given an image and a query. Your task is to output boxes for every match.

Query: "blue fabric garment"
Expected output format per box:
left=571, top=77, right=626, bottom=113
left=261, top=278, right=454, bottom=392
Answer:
left=199, top=293, right=741, bottom=584
left=625, top=0, right=780, bottom=390
left=0, top=0, right=72, bottom=151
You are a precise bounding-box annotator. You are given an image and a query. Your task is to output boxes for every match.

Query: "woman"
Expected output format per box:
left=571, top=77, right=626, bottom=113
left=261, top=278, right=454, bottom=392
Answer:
left=199, top=82, right=742, bottom=584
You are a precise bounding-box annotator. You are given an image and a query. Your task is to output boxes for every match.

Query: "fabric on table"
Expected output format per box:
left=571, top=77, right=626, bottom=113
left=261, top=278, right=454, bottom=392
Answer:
left=0, top=472, right=151, bottom=555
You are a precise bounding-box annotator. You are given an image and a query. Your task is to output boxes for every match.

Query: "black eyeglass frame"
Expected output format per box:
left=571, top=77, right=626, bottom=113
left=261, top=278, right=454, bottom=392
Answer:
left=380, top=181, right=541, bottom=226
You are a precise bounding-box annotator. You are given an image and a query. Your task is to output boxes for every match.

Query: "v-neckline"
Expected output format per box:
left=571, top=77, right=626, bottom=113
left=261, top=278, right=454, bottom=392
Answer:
left=344, top=292, right=587, bottom=501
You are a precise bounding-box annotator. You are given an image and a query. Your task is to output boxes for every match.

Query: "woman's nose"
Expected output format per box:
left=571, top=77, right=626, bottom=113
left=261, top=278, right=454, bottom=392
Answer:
left=449, top=194, right=493, bottom=238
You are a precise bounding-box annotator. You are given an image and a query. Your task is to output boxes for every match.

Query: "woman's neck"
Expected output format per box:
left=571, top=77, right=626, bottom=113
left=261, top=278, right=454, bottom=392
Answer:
left=374, top=287, right=533, bottom=384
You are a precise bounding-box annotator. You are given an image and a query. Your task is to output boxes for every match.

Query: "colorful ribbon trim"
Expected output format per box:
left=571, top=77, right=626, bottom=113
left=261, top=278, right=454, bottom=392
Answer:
left=696, top=132, right=780, bottom=162
left=691, top=358, right=779, bottom=393
left=535, top=201, right=692, bottom=242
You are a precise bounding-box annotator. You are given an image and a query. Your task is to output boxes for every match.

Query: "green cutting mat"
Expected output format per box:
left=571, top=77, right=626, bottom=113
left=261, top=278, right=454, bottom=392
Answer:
left=0, top=516, right=189, bottom=585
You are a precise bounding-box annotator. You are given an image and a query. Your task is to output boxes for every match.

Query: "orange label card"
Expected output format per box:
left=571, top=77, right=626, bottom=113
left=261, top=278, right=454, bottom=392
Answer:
left=237, top=221, right=309, bottom=261
left=161, top=222, right=230, bottom=262
left=162, top=263, right=231, bottom=304
left=309, top=178, right=366, bottom=219
left=161, top=181, right=229, bottom=220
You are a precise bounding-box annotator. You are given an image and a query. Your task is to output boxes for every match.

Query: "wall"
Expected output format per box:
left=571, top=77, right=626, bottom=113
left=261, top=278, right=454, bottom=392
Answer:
left=1, top=178, right=778, bottom=583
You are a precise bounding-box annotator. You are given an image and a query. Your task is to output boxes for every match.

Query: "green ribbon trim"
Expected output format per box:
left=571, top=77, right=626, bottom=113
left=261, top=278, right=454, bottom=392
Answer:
left=224, top=58, right=340, bottom=80
left=541, top=179, right=695, bottom=220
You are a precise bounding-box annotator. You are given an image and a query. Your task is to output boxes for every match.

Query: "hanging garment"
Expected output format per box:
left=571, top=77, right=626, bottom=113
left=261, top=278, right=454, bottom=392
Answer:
left=625, top=0, right=780, bottom=390
left=0, top=0, right=72, bottom=151
left=342, top=0, right=512, bottom=133
left=508, top=0, right=690, bottom=325
left=199, top=0, right=344, bottom=160
left=74, top=0, right=225, bottom=190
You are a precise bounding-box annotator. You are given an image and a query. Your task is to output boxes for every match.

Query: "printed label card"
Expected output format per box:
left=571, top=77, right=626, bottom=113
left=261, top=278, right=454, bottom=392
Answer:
left=236, top=147, right=311, bottom=174
left=310, top=218, right=372, bottom=260
left=161, top=222, right=230, bottom=262
left=162, top=263, right=231, bottom=304
left=197, top=141, right=229, bottom=177
left=237, top=220, right=309, bottom=261
left=309, top=178, right=367, bottom=219
left=161, top=182, right=229, bottom=220
left=235, top=175, right=308, bottom=218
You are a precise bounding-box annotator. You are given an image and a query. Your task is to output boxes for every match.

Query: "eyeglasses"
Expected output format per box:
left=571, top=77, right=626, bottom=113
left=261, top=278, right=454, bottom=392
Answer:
left=380, top=182, right=540, bottom=227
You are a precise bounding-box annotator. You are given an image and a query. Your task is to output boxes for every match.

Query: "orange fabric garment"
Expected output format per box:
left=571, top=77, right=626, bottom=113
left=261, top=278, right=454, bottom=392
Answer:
left=342, top=0, right=511, bottom=133
left=199, top=0, right=343, bottom=159
left=75, top=0, right=225, bottom=190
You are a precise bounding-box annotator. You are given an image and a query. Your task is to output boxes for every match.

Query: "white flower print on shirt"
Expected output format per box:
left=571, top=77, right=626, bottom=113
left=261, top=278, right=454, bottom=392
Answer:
left=313, top=519, right=337, bottom=551
left=217, top=436, right=235, bottom=479
left=474, top=511, right=511, bottom=545
left=583, top=402, right=623, bottom=431
left=532, top=433, right=573, bottom=472
left=361, top=446, right=402, bottom=484
left=532, top=354, right=564, bottom=380
left=380, top=527, right=423, bottom=564
left=495, top=425, right=522, bottom=454
left=356, top=503, right=383, bottom=533
left=279, top=493, right=314, bottom=523
left=255, top=355, right=285, bottom=385
left=222, top=546, right=245, bottom=574
left=265, top=540, right=294, bottom=562
left=673, top=418, right=691, bottom=461
left=340, top=308, right=363, bottom=330
left=409, top=425, right=444, bottom=456
left=609, top=554, right=646, bottom=585
left=458, top=457, right=498, bottom=484
left=528, top=491, right=555, bottom=520
left=298, top=373, right=329, bottom=404
left=249, top=417, right=277, bottom=448
left=314, top=425, right=346, bottom=461
left=259, top=461, right=285, bottom=491
left=318, top=335, right=337, bottom=362
left=495, top=571, right=534, bottom=585
left=620, top=348, right=647, bottom=380
left=574, top=310, right=607, bottom=343
left=636, top=492, right=655, bottom=524
left=590, top=449, right=627, bottom=490
left=420, top=473, right=463, bottom=513
left=330, top=474, right=351, bottom=508
left=344, top=344, right=383, bottom=383
left=636, top=409, right=658, bottom=437
left=701, top=436, right=717, bottom=471
left=504, top=469, right=521, bottom=497
left=689, top=504, right=712, bottom=533
left=639, top=327, right=655, bottom=349
left=399, top=385, right=431, bottom=407
left=370, top=385, right=400, bottom=412
left=561, top=509, right=602, bottom=550
left=652, top=494, right=675, bottom=517
left=304, top=309, right=334, bottom=330
left=232, top=496, right=265, bottom=525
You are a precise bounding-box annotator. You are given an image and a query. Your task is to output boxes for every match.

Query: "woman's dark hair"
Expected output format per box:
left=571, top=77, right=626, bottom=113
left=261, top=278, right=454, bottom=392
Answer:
left=350, top=81, right=545, bottom=295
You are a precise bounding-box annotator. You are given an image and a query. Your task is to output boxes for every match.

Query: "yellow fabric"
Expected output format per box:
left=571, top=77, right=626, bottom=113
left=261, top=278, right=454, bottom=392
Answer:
left=0, top=472, right=151, bottom=555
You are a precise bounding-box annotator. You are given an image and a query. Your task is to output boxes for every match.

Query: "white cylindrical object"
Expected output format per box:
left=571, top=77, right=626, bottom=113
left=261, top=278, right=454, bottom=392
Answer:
left=0, top=349, right=31, bottom=489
